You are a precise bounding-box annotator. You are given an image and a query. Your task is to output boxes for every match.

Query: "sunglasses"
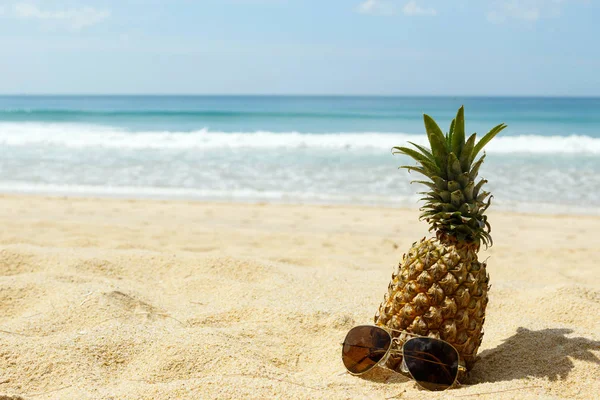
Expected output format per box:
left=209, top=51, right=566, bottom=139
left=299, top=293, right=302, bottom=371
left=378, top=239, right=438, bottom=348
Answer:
left=341, top=325, right=467, bottom=391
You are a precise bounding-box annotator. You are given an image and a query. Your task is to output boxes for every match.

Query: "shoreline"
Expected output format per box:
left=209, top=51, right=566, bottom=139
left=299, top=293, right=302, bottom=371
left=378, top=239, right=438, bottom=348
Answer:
left=0, top=191, right=599, bottom=218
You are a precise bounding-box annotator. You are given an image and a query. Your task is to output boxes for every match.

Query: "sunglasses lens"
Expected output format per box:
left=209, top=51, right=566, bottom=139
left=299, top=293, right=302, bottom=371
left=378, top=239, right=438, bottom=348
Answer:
left=403, top=337, right=459, bottom=391
left=342, top=326, right=392, bottom=374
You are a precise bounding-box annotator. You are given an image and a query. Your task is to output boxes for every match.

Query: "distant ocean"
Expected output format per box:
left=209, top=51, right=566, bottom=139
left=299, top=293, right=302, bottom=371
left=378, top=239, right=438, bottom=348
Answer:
left=1, top=95, right=599, bottom=214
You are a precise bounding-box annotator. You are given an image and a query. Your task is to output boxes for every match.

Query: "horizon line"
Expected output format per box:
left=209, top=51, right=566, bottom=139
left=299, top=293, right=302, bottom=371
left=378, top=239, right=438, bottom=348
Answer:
left=1, top=93, right=599, bottom=98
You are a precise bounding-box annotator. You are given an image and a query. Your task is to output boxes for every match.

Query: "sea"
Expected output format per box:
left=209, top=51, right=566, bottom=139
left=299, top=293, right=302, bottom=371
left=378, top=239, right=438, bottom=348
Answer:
left=0, top=95, right=599, bottom=214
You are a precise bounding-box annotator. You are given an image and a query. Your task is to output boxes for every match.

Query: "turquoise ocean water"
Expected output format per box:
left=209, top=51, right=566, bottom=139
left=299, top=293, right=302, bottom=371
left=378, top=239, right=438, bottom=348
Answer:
left=0, top=95, right=599, bottom=214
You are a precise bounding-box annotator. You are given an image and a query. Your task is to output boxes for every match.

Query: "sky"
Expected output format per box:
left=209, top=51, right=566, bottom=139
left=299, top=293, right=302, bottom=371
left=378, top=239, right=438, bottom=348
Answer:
left=0, top=0, right=598, bottom=96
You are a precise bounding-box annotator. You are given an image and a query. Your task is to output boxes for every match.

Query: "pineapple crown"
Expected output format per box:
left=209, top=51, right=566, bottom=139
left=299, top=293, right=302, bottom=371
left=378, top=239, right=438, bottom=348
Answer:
left=393, top=106, right=506, bottom=248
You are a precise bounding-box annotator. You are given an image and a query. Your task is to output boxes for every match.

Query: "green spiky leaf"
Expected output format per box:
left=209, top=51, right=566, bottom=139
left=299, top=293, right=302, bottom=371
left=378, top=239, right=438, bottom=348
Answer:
left=393, top=146, right=442, bottom=176
left=407, top=141, right=435, bottom=161
left=423, top=114, right=448, bottom=170
left=400, top=166, right=430, bottom=179
left=450, top=190, right=465, bottom=207
left=392, top=146, right=430, bottom=164
left=460, top=133, right=477, bottom=171
left=481, top=195, right=493, bottom=213
left=431, top=176, right=447, bottom=190
left=439, top=190, right=451, bottom=202
left=448, top=153, right=462, bottom=178
left=477, top=191, right=491, bottom=202
left=451, top=106, right=465, bottom=157
left=472, top=123, right=507, bottom=163
left=463, top=181, right=474, bottom=201
left=410, top=180, right=437, bottom=191
left=473, top=178, right=487, bottom=198
left=470, top=154, right=487, bottom=180
left=457, top=172, right=470, bottom=189
left=447, top=180, right=461, bottom=192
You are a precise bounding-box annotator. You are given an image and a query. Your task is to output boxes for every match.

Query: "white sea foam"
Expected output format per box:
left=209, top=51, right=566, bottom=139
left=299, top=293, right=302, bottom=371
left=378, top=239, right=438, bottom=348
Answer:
left=0, top=181, right=416, bottom=205
left=0, top=181, right=598, bottom=215
left=0, top=122, right=599, bottom=154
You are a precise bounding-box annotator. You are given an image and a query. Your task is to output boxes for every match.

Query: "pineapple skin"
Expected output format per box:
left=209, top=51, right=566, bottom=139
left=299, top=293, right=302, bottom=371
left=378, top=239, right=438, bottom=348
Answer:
left=374, top=235, right=489, bottom=371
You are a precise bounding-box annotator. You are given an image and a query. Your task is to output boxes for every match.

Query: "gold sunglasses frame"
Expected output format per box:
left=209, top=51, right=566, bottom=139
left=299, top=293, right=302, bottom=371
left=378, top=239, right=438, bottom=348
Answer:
left=342, top=325, right=467, bottom=391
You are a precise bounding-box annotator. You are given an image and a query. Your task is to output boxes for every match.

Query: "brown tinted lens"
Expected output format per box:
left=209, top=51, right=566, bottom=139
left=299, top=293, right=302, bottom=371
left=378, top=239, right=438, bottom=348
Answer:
left=403, top=337, right=459, bottom=391
left=342, top=326, right=391, bottom=374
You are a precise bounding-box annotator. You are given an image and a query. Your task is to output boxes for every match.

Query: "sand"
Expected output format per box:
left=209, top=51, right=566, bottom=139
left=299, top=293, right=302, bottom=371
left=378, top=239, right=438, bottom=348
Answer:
left=0, top=194, right=599, bottom=399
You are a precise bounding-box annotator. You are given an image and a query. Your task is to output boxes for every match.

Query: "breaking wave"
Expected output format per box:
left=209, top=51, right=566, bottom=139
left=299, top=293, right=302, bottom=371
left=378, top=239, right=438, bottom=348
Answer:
left=0, top=123, right=599, bottom=154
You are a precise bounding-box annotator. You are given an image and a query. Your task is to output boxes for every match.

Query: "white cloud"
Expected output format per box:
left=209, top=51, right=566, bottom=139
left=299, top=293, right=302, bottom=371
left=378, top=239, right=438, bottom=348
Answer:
left=356, top=0, right=396, bottom=16
left=357, top=0, right=437, bottom=16
left=12, top=3, right=110, bottom=30
left=402, top=0, right=437, bottom=16
left=487, top=0, right=568, bottom=23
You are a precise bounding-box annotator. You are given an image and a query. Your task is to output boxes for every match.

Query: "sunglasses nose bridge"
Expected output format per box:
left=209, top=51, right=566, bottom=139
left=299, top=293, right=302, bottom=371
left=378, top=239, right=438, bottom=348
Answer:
left=390, top=337, right=402, bottom=350
left=377, top=336, right=404, bottom=370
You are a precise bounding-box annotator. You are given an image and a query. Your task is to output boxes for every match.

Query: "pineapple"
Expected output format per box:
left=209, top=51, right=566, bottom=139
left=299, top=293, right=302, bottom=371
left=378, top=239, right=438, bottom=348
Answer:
left=374, top=106, right=506, bottom=372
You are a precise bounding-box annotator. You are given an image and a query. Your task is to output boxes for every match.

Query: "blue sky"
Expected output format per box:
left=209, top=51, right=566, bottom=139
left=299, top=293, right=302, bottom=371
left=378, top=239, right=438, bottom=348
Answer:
left=0, top=0, right=598, bottom=95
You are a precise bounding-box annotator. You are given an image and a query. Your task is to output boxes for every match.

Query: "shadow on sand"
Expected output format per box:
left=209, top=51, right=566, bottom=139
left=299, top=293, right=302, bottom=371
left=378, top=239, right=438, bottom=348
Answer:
left=468, top=327, right=600, bottom=384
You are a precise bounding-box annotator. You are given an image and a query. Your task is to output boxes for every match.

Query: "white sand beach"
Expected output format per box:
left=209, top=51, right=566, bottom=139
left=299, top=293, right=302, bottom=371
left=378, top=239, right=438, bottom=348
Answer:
left=1, top=195, right=599, bottom=399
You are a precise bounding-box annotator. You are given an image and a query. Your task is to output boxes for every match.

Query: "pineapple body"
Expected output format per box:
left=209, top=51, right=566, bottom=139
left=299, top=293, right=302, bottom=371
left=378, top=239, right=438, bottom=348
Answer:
left=374, top=235, right=488, bottom=370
